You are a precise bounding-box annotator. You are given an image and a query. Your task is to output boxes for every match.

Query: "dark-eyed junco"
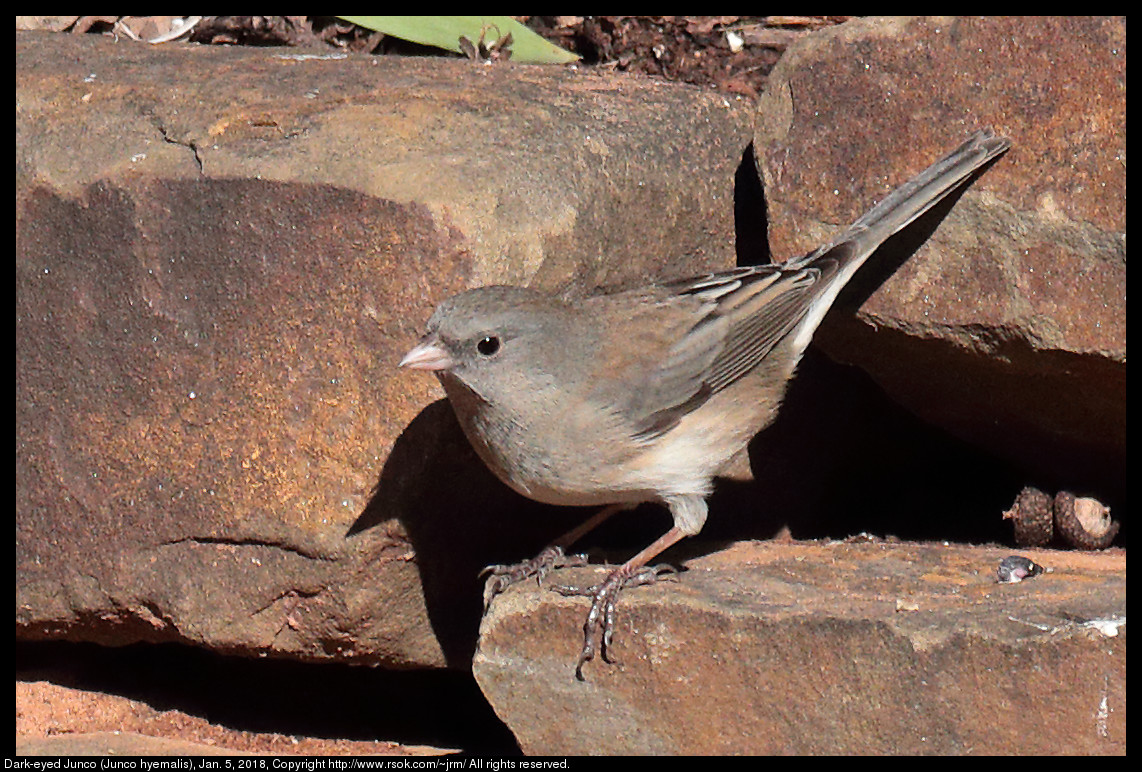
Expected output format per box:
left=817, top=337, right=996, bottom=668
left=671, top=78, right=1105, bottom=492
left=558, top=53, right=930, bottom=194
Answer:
left=401, top=129, right=1011, bottom=678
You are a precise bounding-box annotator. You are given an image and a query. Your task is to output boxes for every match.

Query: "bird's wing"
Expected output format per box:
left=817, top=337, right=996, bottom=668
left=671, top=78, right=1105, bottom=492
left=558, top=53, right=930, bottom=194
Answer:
left=584, top=265, right=826, bottom=441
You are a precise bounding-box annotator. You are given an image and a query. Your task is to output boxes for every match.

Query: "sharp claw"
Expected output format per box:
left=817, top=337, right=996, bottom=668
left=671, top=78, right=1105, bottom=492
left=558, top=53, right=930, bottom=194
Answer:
left=601, top=592, right=618, bottom=663
left=478, top=563, right=505, bottom=580
left=481, top=574, right=509, bottom=613
left=556, top=562, right=676, bottom=679
left=481, top=546, right=591, bottom=613
left=575, top=601, right=600, bottom=681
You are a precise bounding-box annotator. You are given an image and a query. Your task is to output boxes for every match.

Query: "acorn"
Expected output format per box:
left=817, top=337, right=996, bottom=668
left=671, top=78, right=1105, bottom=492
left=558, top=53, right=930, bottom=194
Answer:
left=1054, top=491, right=1119, bottom=550
left=1002, top=486, right=1054, bottom=546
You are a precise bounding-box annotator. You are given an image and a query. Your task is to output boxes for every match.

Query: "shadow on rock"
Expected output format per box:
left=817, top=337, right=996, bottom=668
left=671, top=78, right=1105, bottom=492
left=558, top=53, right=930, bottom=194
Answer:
left=349, top=399, right=592, bottom=668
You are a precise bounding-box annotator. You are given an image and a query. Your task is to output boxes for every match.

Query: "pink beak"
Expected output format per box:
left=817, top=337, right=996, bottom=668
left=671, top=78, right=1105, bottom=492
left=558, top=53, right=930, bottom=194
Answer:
left=399, top=337, right=453, bottom=371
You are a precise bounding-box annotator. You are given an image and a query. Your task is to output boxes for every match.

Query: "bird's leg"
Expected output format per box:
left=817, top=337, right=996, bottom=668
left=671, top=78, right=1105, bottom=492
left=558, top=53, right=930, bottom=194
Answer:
left=481, top=503, right=625, bottom=611
left=552, top=525, right=686, bottom=680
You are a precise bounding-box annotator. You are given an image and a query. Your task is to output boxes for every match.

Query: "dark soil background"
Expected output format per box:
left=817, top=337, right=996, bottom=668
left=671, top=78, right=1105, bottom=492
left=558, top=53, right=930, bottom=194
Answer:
left=20, top=15, right=850, bottom=97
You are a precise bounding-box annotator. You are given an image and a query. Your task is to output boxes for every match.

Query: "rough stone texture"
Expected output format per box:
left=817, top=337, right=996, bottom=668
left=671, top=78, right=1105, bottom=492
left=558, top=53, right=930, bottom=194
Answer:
left=14, top=674, right=467, bottom=755
left=16, top=32, right=753, bottom=668
left=754, top=16, right=1126, bottom=503
left=474, top=541, right=1126, bottom=755
left=17, top=732, right=252, bottom=757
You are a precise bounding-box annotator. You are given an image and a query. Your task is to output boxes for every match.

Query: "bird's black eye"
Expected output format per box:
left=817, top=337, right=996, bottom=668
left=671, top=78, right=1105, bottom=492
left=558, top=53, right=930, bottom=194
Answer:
left=476, top=335, right=501, bottom=356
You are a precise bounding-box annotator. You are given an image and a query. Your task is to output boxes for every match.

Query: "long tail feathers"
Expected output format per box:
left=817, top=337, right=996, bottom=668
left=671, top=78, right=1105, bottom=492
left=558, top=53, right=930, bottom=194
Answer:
left=786, top=128, right=1010, bottom=353
left=790, top=128, right=1011, bottom=270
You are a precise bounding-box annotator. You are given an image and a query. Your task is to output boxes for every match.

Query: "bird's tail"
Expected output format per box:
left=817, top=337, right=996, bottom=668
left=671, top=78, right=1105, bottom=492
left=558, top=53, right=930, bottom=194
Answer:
left=787, top=128, right=1010, bottom=352
left=792, top=128, right=1011, bottom=270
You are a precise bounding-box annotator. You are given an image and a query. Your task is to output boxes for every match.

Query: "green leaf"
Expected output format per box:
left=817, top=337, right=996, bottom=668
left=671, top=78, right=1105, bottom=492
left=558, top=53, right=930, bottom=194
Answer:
left=338, top=16, right=579, bottom=64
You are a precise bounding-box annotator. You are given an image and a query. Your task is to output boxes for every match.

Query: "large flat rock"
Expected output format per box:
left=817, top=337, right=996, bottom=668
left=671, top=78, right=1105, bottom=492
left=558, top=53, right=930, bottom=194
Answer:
left=474, top=540, right=1125, bottom=755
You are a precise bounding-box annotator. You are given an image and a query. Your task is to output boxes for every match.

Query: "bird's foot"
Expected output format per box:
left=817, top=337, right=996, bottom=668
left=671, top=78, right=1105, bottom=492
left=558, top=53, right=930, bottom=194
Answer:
left=480, top=546, right=589, bottom=612
left=552, top=563, right=678, bottom=680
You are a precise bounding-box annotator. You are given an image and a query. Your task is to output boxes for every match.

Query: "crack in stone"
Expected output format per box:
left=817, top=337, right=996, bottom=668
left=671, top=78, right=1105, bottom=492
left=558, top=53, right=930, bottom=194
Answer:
left=154, top=120, right=204, bottom=174
left=159, top=535, right=336, bottom=562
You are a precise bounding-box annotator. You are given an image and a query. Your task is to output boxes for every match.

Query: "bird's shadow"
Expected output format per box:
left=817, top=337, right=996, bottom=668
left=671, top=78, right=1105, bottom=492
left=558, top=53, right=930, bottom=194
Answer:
left=349, top=400, right=595, bottom=667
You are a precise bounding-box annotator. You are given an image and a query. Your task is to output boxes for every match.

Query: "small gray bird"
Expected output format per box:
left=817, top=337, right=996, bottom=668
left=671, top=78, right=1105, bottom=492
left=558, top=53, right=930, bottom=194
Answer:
left=401, top=129, right=1011, bottom=678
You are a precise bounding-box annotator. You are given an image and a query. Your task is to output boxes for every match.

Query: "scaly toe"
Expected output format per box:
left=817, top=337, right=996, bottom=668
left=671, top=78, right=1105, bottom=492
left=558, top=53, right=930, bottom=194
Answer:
left=481, top=546, right=589, bottom=612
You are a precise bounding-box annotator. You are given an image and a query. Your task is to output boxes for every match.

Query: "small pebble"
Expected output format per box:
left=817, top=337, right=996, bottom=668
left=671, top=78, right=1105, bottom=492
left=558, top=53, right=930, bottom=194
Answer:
left=997, top=555, right=1045, bottom=584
